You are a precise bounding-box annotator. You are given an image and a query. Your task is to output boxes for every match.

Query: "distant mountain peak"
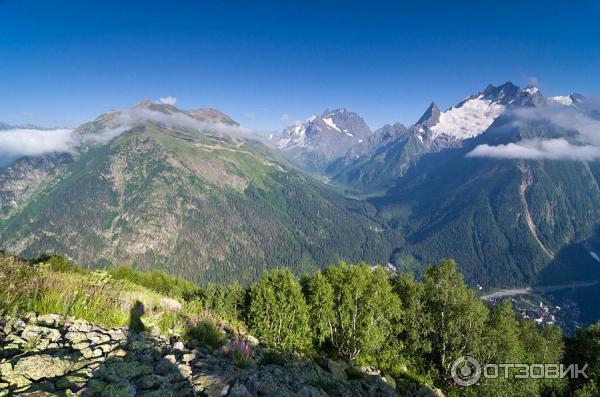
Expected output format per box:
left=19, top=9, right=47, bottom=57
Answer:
left=135, top=99, right=154, bottom=108
left=413, top=81, right=547, bottom=142
left=416, top=102, right=441, bottom=127
left=549, top=93, right=586, bottom=107
left=273, top=108, right=372, bottom=166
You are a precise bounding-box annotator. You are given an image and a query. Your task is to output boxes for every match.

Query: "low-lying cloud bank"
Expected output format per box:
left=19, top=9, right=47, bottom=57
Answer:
left=468, top=138, right=600, bottom=161
left=0, top=128, right=76, bottom=165
left=468, top=102, right=600, bottom=161
left=0, top=107, right=252, bottom=166
left=108, top=107, right=251, bottom=139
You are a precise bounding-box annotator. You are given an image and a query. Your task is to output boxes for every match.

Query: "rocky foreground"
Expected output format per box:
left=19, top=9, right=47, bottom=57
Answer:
left=0, top=313, right=441, bottom=396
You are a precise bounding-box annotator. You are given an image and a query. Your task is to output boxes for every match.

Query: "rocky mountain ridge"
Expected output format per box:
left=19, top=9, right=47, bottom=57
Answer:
left=1, top=312, right=424, bottom=397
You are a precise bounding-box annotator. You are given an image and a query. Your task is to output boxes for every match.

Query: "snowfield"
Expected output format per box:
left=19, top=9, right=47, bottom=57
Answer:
left=430, top=98, right=505, bottom=140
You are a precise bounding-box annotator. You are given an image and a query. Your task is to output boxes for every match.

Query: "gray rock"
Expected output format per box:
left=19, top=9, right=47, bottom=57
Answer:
left=13, top=354, right=73, bottom=381
left=227, top=381, right=252, bottom=397
left=36, top=314, right=62, bottom=327
left=173, top=341, right=185, bottom=351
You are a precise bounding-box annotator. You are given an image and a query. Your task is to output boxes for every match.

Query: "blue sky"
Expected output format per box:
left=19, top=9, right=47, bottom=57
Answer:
left=1, top=0, right=599, bottom=132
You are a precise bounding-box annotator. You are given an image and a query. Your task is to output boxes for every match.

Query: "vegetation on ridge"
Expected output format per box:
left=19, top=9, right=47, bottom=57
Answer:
left=2, top=251, right=599, bottom=395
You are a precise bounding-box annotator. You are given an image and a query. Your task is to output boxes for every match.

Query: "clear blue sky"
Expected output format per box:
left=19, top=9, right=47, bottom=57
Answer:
left=1, top=0, right=599, bottom=132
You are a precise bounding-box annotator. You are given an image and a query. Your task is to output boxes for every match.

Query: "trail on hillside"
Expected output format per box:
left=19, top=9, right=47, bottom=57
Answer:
left=518, top=161, right=555, bottom=259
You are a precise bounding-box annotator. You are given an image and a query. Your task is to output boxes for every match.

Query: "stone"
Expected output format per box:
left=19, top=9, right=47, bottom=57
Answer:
left=56, top=373, right=88, bottom=390
left=245, top=335, right=259, bottom=347
left=220, top=384, right=230, bottom=396
left=69, top=321, right=93, bottom=333
left=73, top=342, right=91, bottom=350
left=5, top=374, right=32, bottom=388
left=87, top=331, right=111, bottom=344
left=108, top=347, right=128, bottom=358
left=177, top=363, right=192, bottom=379
left=65, top=331, right=89, bottom=343
left=101, top=380, right=136, bottom=397
left=173, top=341, right=185, bottom=351
left=13, top=354, right=73, bottom=381
left=181, top=352, right=197, bottom=363
left=155, top=358, right=178, bottom=375
left=228, top=381, right=252, bottom=397
left=108, top=329, right=127, bottom=341
left=24, top=312, right=37, bottom=324
left=36, top=314, right=62, bottom=327
left=0, top=362, right=13, bottom=377
left=21, top=325, right=61, bottom=342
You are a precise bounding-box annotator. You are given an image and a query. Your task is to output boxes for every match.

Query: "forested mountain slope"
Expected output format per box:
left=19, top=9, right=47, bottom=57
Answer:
left=0, top=104, right=396, bottom=284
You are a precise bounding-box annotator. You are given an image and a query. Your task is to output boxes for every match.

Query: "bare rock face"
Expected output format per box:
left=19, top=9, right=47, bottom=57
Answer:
left=0, top=314, right=404, bottom=397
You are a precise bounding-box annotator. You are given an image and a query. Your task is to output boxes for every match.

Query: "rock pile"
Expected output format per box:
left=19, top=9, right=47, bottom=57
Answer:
left=0, top=313, right=403, bottom=396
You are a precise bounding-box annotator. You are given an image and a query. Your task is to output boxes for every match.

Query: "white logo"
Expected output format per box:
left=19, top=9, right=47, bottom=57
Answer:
left=451, top=356, right=482, bottom=386
left=450, top=356, right=588, bottom=387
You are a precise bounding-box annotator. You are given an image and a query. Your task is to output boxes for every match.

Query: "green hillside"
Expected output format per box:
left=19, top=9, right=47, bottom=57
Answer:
left=0, top=108, right=397, bottom=285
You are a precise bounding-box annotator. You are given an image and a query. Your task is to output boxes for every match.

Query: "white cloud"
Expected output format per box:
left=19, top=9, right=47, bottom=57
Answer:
left=467, top=103, right=600, bottom=161
left=0, top=128, right=76, bottom=164
left=468, top=138, right=600, bottom=161
left=280, top=113, right=289, bottom=123
left=244, top=113, right=256, bottom=120
left=114, top=107, right=250, bottom=136
left=158, top=96, right=177, bottom=105
left=0, top=108, right=252, bottom=165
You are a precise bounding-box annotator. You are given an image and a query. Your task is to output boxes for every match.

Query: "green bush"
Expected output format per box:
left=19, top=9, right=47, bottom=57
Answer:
left=184, top=317, right=226, bottom=348
left=45, top=256, right=87, bottom=274
left=258, top=350, right=287, bottom=367
left=199, top=283, right=246, bottom=323
left=248, top=268, right=311, bottom=352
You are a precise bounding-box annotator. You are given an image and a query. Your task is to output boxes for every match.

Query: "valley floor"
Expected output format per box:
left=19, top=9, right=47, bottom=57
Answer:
left=480, top=280, right=599, bottom=301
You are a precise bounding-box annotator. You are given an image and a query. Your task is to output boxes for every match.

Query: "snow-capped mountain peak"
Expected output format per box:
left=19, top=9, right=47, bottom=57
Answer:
left=417, top=82, right=544, bottom=141
left=549, top=93, right=585, bottom=107
left=272, top=108, right=372, bottom=163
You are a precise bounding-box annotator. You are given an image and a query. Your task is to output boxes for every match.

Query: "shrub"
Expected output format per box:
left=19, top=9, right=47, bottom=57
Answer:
left=200, top=283, right=246, bottom=323
left=45, top=256, right=87, bottom=274
left=248, top=268, right=311, bottom=352
left=229, top=338, right=253, bottom=368
left=184, top=316, right=226, bottom=348
left=258, top=350, right=287, bottom=367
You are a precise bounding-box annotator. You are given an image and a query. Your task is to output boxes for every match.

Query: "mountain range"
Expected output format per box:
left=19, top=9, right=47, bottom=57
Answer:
left=2, top=82, right=600, bottom=296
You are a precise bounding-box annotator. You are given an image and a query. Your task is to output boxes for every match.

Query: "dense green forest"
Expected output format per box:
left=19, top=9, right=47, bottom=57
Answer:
left=1, top=252, right=598, bottom=396
left=0, top=123, right=399, bottom=285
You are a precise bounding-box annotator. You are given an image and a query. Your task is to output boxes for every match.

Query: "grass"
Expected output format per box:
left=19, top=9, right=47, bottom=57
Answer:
left=108, top=265, right=200, bottom=299
left=0, top=253, right=185, bottom=329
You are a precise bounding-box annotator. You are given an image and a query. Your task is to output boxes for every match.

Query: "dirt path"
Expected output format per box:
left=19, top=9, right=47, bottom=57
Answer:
left=481, top=280, right=599, bottom=301
left=518, top=162, right=555, bottom=259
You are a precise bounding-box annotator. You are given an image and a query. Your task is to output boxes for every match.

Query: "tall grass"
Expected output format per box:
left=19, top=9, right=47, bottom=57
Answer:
left=0, top=254, right=175, bottom=328
left=109, top=265, right=200, bottom=299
